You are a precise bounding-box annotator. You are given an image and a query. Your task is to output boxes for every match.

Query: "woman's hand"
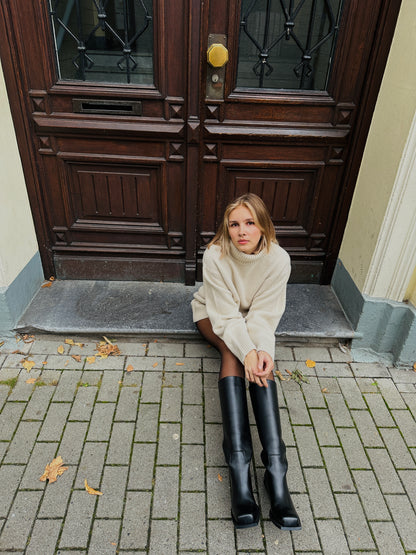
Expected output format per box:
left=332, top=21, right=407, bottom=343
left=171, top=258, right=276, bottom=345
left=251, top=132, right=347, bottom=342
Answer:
left=244, top=349, right=269, bottom=388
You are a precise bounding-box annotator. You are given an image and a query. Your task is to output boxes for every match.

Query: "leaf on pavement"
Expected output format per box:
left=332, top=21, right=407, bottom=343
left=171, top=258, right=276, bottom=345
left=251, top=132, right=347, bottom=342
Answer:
left=0, top=341, right=4, bottom=348
left=65, top=339, right=75, bottom=345
left=292, top=369, right=309, bottom=385
left=85, top=479, right=103, bottom=496
left=71, top=355, right=82, bottom=362
left=40, top=456, right=68, bottom=483
left=413, top=362, right=416, bottom=372
left=22, top=359, right=35, bottom=372
left=305, top=359, right=316, bottom=368
left=126, top=364, right=134, bottom=372
left=96, top=338, right=120, bottom=358
left=275, top=369, right=288, bottom=381
left=152, top=362, right=158, bottom=368
left=321, top=387, right=329, bottom=393
left=217, top=473, right=223, bottom=482
left=26, top=378, right=36, bottom=384
left=86, top=356, right=96, bottom=364
left=57, top=345, right=65, bottom=354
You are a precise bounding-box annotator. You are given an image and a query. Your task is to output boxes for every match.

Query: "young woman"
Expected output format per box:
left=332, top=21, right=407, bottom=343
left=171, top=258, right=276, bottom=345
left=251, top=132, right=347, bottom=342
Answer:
left=191, top=193, right=301, bottom=530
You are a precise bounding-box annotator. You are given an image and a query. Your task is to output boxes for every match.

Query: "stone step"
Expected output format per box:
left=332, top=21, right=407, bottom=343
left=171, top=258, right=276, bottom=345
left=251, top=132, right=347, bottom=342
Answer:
left=16, top=281, right=354, bottom=344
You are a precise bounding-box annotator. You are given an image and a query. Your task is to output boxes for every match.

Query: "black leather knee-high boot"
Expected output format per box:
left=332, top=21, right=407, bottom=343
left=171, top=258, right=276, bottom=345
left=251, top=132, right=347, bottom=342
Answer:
left=218, top=376, right=260, bottom=528
left=249, top=380, right=301, bottom=530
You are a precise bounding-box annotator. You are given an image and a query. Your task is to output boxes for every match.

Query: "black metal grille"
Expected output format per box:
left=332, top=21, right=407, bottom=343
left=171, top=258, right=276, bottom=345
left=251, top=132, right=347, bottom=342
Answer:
left=49, top=0, right=153, bottom=84
left=238, top=0, right=344, bottom=90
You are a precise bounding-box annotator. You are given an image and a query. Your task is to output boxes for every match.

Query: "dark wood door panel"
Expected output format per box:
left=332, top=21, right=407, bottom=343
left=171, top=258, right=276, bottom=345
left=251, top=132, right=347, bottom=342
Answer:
left=0, top=0, right=401, bottom=284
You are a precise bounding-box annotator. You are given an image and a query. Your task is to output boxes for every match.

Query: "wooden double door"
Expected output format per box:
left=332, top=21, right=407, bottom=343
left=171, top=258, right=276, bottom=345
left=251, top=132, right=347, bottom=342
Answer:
left=0, top=0, right=400, bottom=284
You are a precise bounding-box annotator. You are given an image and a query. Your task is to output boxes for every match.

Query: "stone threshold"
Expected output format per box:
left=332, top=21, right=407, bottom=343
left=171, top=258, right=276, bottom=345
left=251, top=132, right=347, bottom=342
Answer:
left=15, top=280, right=355, bottom=343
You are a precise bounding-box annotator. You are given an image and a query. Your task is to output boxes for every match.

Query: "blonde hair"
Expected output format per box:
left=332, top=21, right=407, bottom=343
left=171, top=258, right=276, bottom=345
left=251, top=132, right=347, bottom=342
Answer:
left=208, top=193, right=277, bottom=255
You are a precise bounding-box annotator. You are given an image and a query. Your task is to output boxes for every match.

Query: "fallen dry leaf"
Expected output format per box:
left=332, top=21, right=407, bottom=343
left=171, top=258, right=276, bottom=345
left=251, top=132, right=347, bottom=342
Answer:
left=217, top=473, right=223, bottom=482
left=65, top=338, right=75, bottom=345
left=64, top=360, right=69, bottom=366
left=0, top=340, right=4, bottom=348
left=84, top=479, right=103, bottom=496
left=40, top=456, right=68, bottom=483
left=86, top=356, right=96, bottom=364
left=275, top=369, right=288, bottom=381
left=41, top=281, right=53, bottom=288
left=175, top=362, right=184, bottom=366
left=12, top=350, right=25, bottom=355
left=57, top=345, right=65, bottom=355
left=26, top=378, right=36, bottom=384
left=285, top=369, right=292, bottom=376
left=321, top=387, right=329, bottom=393
left=152, top=362, right=158, bottom=368
left=71, top=355, right=81, bottom=362
left=95, top=339, right=120, bottom=358
left=126, top=364, right=134, bottom=372
left=42, top=361, right=47, bottom=365
left=413, top=362, right=416, bottom=372
left=305, top=359, right=316, bottom=368
left=21, top=334, right=35, bottom=344
left=22, top=359, right=35, bottom=372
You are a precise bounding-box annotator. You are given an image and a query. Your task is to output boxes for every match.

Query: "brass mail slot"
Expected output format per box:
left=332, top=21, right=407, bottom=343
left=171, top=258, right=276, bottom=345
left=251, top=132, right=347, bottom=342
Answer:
left=73, top=98, right=142, bottom=116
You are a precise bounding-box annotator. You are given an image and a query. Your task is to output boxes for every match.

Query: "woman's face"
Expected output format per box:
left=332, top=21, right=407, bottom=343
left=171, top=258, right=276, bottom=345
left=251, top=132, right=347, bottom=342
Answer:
left=228, top=205, right=262, bottom=254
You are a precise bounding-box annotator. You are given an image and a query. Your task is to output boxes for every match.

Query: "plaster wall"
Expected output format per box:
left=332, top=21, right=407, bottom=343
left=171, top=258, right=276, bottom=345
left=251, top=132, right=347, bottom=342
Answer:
left=338, top=0, right=416, bottom=293
left=405, top=267, right=416, bottom=308
left=0, top=60, right=39, bottom=288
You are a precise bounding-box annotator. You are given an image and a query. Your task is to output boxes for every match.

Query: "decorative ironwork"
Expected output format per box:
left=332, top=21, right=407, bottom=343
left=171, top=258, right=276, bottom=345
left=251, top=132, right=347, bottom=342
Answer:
left=238, top=0, right=344, bottom=90
left=49, top=0, right=153, bottom=84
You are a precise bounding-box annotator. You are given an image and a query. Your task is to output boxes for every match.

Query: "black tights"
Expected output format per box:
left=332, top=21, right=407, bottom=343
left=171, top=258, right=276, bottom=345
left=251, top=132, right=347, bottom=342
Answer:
left=196, top=318, right=245, bottom=380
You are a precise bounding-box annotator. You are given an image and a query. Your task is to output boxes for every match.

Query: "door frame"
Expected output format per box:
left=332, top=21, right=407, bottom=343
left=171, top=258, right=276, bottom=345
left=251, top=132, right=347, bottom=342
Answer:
left=0, top=0, right=402, bottom=284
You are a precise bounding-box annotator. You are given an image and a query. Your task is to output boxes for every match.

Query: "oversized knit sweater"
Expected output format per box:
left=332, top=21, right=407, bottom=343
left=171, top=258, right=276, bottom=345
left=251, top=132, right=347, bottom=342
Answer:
left=191, top=241, right=291, bottom=364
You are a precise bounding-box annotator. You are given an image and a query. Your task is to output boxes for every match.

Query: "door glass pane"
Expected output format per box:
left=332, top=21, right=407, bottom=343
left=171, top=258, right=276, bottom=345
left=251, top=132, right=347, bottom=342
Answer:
left=237, top=0, right=344, bottom=90
left=49, top=0, right=153, bottom=85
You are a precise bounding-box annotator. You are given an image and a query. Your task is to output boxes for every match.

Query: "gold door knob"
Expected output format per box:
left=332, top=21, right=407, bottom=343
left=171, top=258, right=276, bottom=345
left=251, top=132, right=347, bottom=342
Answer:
left=207, top=43, right=229, bottom=68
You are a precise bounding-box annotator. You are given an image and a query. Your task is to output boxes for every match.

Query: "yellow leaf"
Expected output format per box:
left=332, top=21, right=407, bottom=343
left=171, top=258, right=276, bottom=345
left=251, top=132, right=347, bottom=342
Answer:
left=126, top=364, right=134, bottom=372
left=40, top=456, right=68, bottom=483
left=103, top=335, right=114, bottom=345
left=71, top=355, right=81, bottom=362
left=305, top=359, right=316, bottom=368
left=86, top=356, right=96, bottom=364
left=42, top=361, right=47, bottom=365
left=321, top=387, right=329, bottom=393
left=413, top=362, right=416, bottom=372
left=65, top=338, right=75, bottom=345
left=22, top=359, right=35, bottom=372
left=0, top=340, right=4, bottom=348
left=26, top=378, right=36, bottom=384
left=64, top=360, right=69, bottom=366
left=175, top=362, right=184, bottom=366
left=217, top=473, right=223, bottom=482
left=75, top=342, right=84, bottom=348
left=57, top=345, right=65, bottom=354
left=84, top=479, right=103, bottom=496
left=152, top=362, right=158, bottom=368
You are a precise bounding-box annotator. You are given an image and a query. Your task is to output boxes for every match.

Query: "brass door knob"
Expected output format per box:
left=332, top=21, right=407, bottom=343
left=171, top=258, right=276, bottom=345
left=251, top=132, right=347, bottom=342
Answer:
left=207, top=43, right=229, bottom=68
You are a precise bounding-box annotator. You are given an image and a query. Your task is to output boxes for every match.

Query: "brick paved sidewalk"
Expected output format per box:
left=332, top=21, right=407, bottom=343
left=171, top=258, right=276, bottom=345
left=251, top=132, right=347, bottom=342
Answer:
left=0, top=335, right=415, bottom=554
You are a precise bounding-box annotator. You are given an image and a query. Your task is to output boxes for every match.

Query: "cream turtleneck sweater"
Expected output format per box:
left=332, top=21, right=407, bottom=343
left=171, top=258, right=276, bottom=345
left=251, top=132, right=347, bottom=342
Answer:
left=191, top=241, right=291, bottom=363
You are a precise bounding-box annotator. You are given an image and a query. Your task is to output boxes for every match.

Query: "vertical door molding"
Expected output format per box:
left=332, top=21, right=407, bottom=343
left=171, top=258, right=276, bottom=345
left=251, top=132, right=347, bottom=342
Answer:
left=363, top=111, right=416, bottom=301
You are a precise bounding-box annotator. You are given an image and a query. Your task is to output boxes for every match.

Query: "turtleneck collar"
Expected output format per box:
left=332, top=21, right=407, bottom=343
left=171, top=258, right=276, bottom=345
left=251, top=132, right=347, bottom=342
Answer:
left=229, top=241, right=267, bottom=264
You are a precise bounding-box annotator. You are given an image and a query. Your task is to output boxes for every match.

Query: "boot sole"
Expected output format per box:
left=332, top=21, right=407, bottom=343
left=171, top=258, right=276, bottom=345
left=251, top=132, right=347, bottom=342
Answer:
left=232, top=514, right=259, bottom=529
left=269, top=513, right=302, bottom=531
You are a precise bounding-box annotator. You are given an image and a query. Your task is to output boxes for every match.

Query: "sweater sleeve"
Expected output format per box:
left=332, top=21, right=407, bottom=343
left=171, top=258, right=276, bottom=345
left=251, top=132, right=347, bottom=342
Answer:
left=203, top=251, right=256, bottom=364
left=245, top=250, right=291, bottom=361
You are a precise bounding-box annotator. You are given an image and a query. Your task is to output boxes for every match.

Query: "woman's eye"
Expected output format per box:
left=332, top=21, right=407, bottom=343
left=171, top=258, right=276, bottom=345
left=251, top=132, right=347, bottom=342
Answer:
left=229, top=223, right=238, bottom=227
left=247, top=221, right=255, bottom=225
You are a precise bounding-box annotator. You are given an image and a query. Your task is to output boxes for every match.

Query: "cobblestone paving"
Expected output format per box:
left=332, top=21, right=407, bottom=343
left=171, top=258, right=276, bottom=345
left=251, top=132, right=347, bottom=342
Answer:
left=0, top=335, right=415, bottom=554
